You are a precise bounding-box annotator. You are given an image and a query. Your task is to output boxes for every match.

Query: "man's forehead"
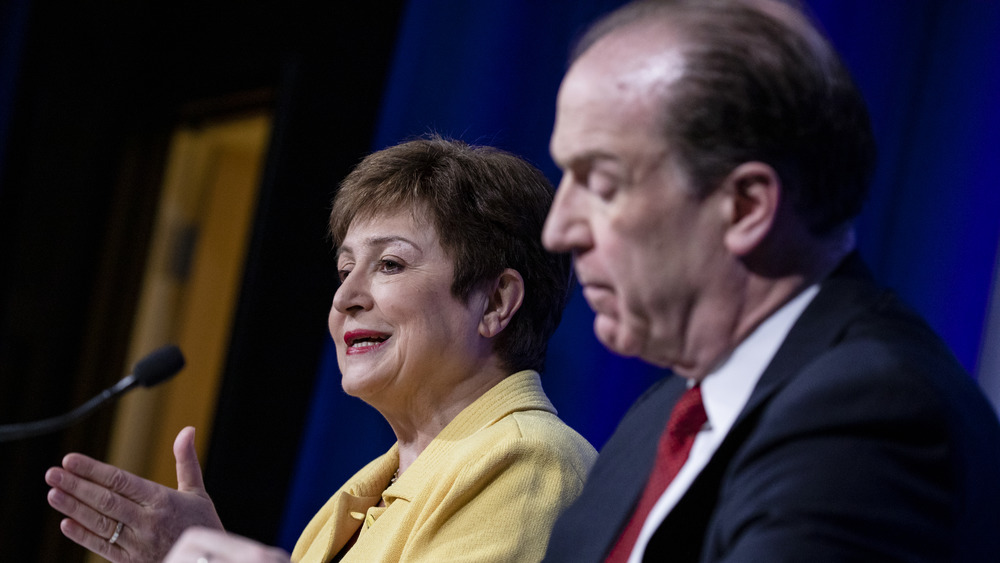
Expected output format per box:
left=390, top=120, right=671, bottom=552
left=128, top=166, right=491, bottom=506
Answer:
left=555, top=26, right=685, bottom=128
left=571, top=21, right=686, bottom=93
left=551, top=30, right=682, bottom=166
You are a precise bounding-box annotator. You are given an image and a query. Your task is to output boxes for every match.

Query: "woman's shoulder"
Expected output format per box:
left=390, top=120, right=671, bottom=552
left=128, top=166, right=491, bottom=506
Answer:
left=477, top=408, right=597, bottom=472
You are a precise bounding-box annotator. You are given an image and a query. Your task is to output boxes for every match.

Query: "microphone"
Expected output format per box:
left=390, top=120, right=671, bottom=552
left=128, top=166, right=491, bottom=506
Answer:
left=0, top=345, right=185, bottom=442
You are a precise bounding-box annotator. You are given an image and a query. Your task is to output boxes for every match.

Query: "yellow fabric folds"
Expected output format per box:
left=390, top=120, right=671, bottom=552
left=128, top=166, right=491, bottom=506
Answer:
left=292, top=370, right=596, bottom=562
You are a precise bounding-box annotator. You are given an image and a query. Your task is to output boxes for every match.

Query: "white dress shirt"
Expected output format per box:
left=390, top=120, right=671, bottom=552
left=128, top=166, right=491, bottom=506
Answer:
left=627, top=284, right=820, bottom=562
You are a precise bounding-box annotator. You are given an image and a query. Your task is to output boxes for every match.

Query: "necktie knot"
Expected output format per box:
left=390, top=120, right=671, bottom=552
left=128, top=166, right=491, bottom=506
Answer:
left=667, top=385, right=707, bottom=440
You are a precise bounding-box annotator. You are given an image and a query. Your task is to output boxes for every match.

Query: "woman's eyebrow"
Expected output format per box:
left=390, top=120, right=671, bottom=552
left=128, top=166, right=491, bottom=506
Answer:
left=364, top=235, right=420, bottom=249
left=336, top=235, right=421, bottom=262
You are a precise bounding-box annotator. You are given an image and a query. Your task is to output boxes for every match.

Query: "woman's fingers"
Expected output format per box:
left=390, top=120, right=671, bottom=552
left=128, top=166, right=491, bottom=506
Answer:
left=45, top=455, right=158, bottom=561
left=61, top=452, right=158, bottom=503
left=57, top=515, right=128, bottom=562
left=45, top=465, right=139, bottom=534
left=164, top=527, right=291, bottom=563
left=46, top=428, right=224, bottom=563
left=174, top=426, right=208, bottom=494
left=46, top=480, right=123, bottom=540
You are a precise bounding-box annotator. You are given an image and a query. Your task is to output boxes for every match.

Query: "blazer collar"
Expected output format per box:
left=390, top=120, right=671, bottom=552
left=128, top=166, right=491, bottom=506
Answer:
left=384, top=370, right=554, bottom=502
left=734, top=251, right=878, bottom=430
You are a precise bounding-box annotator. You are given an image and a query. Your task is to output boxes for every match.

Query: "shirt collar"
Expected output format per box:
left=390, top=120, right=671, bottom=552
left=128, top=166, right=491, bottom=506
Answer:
left=700, top=284, right=820, bottom=436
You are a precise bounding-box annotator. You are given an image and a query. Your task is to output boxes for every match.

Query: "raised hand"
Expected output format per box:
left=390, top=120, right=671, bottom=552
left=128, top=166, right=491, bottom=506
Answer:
left=45, top=426, right=224, bottom=563
left=164, top=527, right=291, bottom=563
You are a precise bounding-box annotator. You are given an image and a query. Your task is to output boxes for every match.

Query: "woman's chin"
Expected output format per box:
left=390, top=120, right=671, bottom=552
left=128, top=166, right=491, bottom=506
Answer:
left=340, top=373, right=384, bottom=401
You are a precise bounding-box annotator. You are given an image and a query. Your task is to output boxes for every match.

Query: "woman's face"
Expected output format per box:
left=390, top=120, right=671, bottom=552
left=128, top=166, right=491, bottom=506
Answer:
left=329, top=208, right=491, bottom=412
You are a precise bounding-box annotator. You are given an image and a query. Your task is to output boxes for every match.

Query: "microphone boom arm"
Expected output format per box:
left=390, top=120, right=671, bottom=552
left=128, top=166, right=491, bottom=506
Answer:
left=0, top=346, right=184, bottom=442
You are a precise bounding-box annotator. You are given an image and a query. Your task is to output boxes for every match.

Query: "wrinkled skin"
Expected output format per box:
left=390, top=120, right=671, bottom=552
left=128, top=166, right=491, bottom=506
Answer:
left=45, top=426, right=224, bottom=563
left=164, top=527, right=290, bottom=563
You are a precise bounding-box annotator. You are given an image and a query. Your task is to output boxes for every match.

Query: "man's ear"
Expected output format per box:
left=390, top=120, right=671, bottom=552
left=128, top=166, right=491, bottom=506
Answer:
left=722, top=162, right=781, bottom=257
left=480, top=268, right=525, bottom=338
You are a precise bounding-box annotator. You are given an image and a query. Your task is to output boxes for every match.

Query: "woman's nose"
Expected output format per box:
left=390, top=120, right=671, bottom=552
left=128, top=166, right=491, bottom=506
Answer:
left=332, top=271, right=372, bottom=314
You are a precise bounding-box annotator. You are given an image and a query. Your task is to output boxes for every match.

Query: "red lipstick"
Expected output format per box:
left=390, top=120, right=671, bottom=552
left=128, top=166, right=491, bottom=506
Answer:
left=343, top=329, right=390, bottom=355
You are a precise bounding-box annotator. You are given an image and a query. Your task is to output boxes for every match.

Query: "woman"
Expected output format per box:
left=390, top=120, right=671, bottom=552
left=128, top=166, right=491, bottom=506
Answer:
left=46, top=136, right=596, bottom=562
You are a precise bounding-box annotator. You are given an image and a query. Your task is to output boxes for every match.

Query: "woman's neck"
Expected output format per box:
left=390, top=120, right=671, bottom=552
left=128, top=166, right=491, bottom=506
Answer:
left=386, top=361, right=510, bottom=476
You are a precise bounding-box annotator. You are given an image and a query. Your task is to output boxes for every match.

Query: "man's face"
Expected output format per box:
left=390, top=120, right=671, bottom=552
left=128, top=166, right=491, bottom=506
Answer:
left=543, top=27, right=735, bottom=375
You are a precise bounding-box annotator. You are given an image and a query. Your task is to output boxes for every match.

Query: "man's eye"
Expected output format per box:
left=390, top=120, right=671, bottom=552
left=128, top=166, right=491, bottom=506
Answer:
left=337, top=269, right=351, bottom=282
left=570, top=165, right=590, bottom=188
left=590, top=173, right=617, bottom=199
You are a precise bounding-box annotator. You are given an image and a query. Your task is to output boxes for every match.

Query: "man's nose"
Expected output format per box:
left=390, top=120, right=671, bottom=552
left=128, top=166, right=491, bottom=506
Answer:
left=543, top=180, right=590, bottom=253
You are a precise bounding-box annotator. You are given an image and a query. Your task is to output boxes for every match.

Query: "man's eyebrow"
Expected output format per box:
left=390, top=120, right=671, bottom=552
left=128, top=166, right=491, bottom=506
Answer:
left=554, top=149, right=622, bottom=169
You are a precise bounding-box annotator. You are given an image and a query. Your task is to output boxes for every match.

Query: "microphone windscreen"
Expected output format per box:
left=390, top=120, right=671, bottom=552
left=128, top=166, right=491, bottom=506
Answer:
left=132, top=345, right=186, bottom=388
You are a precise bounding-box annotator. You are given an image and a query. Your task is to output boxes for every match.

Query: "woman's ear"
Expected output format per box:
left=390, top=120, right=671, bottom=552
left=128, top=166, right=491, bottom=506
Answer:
left=480, top=268, right=525, bottom=338
left=722, top=161, right=781, bottom=257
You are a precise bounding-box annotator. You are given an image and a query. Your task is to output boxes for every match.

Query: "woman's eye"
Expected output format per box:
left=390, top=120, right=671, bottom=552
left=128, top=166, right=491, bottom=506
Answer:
left=380, top=259, right=403, bottom=273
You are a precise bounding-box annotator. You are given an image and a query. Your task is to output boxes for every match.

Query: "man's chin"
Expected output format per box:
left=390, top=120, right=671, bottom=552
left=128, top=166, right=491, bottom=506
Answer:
left=594, top=315, right=644, bottom=359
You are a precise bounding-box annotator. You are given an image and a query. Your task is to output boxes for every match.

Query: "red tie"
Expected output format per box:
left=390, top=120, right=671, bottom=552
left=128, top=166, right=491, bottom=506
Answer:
left=605, top=385, right=707, bottom=562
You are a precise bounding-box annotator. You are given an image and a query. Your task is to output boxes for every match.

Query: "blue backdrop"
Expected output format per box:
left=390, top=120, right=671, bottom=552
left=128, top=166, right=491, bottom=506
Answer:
left=278, top=0, right=1000, bottom=549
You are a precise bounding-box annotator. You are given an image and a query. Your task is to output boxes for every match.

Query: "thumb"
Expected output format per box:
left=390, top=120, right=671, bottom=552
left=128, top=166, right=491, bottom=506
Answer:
left=174, top=426, right=207, bottom=494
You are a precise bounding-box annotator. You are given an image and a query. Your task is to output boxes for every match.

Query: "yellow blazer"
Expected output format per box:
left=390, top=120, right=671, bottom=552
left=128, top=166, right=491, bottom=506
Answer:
left=291, top=370, right=597, bottom=562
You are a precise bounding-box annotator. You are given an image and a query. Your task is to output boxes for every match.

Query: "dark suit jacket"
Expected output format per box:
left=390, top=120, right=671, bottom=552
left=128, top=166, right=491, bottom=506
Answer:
left=544, top=254, right=1000, bottom=562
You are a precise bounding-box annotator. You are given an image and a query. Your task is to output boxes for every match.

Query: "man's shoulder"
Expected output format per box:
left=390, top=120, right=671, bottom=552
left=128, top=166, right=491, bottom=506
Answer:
left=698, top=276, right=1000, bottom=559
left=802, top=271, right=987, bottom=417
left=763, top=267, right=997, bottom=446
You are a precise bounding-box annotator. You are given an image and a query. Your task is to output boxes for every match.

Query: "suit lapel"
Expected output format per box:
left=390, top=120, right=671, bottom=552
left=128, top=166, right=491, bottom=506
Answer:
left=593, top=376, right=688, bottom=556
left=646, top=252, right=881, bottom=561
left=734, top=252, right=877, bottom=429
left=542, top=374, right=687, bottom=561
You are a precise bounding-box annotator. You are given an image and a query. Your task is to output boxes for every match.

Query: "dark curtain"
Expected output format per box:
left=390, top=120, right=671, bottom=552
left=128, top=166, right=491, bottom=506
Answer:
left=0, top=3, right=404, bottom=558
left=279, top=0, right=1000, bottom=549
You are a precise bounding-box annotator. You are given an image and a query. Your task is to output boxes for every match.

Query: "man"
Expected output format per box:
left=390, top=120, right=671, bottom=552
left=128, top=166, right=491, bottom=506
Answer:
left=541, top=0, right=1000, bottom=561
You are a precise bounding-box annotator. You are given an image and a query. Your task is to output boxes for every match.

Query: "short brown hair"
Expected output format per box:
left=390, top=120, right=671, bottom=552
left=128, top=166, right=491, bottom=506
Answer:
left=330, top=135, right=572, bottom=373
left=574, top=0, right=877, bottom=236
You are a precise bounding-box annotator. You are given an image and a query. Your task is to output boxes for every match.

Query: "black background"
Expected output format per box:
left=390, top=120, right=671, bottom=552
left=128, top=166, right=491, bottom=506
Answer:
left=0, top=3, right=405, bottom=560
